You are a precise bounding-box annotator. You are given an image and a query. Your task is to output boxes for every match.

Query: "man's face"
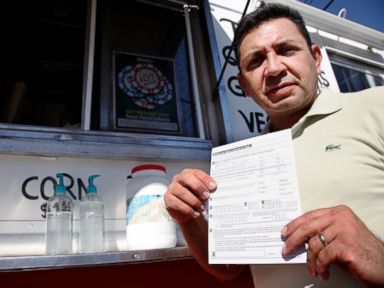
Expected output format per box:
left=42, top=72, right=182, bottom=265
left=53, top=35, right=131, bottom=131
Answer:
left=237, top=18, right=322, bottom=119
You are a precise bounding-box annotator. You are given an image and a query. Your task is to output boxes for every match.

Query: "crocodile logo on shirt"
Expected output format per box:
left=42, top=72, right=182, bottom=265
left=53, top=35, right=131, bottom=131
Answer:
left=325, top=144, right=341, bottom=152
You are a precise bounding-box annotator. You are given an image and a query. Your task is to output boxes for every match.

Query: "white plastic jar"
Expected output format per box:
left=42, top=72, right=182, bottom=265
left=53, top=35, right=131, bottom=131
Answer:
left=126, top=164, right=177, bottom=250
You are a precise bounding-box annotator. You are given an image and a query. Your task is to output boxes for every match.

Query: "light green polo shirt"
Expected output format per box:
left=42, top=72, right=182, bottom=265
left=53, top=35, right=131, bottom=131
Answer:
left=250, top=87, right=384, bottom=288
left=293, top=87, right=384, bottom=236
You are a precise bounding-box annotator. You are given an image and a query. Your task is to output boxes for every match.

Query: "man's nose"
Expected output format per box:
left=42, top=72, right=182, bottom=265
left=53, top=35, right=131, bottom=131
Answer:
left=264, top=53, right=285, bottom=77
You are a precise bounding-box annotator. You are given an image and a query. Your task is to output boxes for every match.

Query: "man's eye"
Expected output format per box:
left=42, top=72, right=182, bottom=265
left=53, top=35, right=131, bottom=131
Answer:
left=280, top=47, right=297, bottom=55
left=247, top=57, right=263, bottom=69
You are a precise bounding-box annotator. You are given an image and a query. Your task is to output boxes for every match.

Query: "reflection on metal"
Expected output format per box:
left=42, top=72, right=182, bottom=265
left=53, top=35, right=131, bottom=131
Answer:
left=0, top=125, right=212, bottom=161
left=0, top=247, right=191, bottom=271
left=81, top=0, right=97, bottom=131
left=184, top=5, right=205, bottom=139
left=132, top=0, right=201, bottom=12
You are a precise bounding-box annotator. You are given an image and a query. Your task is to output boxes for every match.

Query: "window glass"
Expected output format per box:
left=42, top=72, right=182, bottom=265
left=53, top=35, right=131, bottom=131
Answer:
left=95, top=0, right=197, bottom=137
left=0, top=0, right=86, bottom=128
left=330, top=55, right=384, bottom=93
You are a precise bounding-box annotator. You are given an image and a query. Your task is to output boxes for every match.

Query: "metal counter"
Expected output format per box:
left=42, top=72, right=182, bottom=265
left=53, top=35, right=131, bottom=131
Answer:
left=0, top=247, right=192, bottom=271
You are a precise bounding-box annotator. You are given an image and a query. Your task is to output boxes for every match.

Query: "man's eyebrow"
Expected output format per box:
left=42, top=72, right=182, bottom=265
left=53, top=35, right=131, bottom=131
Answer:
left=242, top=40, right=300, bottom=58
left=241, top=50, right=264, bottom=65
left=240, top=39, right=302, bottom=68
left=272, top=39, right=300, bottom=48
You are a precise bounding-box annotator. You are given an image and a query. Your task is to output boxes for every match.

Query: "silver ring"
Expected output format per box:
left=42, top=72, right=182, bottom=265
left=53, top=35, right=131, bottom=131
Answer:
left=318, top=233, right=328, bottom=247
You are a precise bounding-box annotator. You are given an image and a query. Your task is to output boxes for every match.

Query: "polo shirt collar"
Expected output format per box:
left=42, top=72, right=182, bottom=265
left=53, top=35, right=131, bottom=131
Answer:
left=302, top=88, right=343, bottom=118
left=262, top=89, right=343, bottom=135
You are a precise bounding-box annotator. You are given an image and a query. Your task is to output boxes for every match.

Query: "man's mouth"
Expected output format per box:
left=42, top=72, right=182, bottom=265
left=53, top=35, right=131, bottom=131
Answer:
left=266, top=82, right=295, bottom=95
left=267, top=82, right=294, bottom=94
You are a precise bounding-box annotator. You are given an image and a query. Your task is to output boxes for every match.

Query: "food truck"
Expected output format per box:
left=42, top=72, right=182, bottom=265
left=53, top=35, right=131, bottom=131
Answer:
left=0, top=0, right=383, bottom=286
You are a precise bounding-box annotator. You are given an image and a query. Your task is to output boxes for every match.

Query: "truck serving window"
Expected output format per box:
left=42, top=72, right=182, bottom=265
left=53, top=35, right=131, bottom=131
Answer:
left=0, top=0, right=86, bottom=128
left=0, top=0, right=209, bottom=140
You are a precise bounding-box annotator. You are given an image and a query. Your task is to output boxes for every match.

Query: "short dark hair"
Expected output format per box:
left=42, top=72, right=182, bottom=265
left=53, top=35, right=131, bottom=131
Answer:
left=233, top=2, right=312, bottom=68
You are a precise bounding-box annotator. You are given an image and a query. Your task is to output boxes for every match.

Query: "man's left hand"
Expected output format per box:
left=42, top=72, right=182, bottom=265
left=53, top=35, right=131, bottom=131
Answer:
left=282, top=205, right=384, bottom=286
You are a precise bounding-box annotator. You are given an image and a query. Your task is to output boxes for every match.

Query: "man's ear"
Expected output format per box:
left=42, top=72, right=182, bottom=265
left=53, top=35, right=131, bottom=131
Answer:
left=311, top=44, right=322, bottom=75
left=237, top=73, right=249, bottom=96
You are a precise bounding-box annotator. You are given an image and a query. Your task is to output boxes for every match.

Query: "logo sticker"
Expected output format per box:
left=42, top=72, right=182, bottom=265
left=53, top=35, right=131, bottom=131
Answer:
left=325, top=144, right=341, bottom=152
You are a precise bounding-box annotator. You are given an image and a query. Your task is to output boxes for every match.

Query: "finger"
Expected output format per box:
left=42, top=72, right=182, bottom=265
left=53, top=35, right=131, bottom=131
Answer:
left=164, top=187, right=202, bottom=223
left=285, top=205, right=350, bottom=238
left=306, top=229, right=334, bottom=278
left=174, top=169, right=217, bottom=201
left=284, top=212, right=333, bottom=256
left=306, top=248, right=318, bottom=278
left=284, top=207, right=332, bottom=237
left=166, top=181, right=205, bottom=212
left=319, top=269, right=330, bottom=282
left=286, top=205, right=355, bottom=255
left=316, top=245, right=334, bottom=281
left=306, top=239, right=318, bottom=278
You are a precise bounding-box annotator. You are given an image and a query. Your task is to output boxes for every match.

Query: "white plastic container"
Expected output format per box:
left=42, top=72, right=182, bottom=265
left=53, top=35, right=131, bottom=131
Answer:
left=126, top=164, right=176, bottom=250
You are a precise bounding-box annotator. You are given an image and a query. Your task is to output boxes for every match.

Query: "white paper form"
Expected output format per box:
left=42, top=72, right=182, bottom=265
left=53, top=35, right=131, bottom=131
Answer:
left=208, top=129, right=306, bottom=264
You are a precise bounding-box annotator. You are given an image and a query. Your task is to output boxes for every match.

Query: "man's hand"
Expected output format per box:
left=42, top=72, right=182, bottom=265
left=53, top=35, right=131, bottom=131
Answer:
left=282, top=205, right=384, bottom=287
left=164, top=169, right=245, bottom=282
left=164, top=169, right=217, bottom=223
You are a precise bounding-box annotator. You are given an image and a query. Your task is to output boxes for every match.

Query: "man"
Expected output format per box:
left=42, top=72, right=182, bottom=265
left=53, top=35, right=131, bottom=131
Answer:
left=164, top=2, right=384, bottom=287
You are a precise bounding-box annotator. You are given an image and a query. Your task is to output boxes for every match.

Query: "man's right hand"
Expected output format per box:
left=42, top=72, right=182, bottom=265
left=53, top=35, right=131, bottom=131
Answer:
left=164, top=168, right=217, bottom=223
